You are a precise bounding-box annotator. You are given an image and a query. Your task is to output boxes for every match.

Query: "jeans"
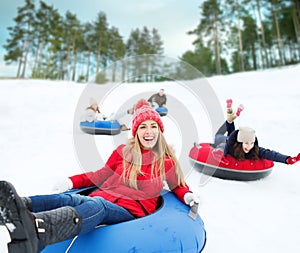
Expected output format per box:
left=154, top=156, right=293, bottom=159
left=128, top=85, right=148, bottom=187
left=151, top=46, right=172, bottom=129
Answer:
left=30, top=193, right=135, bottom=235
left=213, top=121, right=235, bottom=151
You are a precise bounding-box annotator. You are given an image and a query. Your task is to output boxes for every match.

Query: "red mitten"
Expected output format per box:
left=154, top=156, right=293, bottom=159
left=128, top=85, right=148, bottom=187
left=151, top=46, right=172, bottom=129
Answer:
left=212, top=149, right=224, bottom=161
left=286, top=153, right=300, bottom=165
left=212, top=149, right=229, bottom=165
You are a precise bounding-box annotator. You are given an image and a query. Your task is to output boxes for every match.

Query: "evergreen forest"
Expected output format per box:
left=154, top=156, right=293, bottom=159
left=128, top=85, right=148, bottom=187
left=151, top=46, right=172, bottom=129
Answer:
left=3, top=0, right=300, bottom=81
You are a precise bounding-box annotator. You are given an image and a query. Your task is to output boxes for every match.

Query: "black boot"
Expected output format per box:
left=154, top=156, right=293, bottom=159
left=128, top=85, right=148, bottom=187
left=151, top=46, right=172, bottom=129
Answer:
left=0, top=181, right=39, bottom=253
left=0, top=181, right=82, bottom=253
left=35, top=206, right=82, bottom=249
left=22, top=197, right=32, bottom=211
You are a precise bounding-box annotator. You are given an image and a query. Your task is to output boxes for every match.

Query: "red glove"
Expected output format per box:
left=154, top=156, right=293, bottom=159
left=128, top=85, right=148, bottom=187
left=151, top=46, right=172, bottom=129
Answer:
left=286, top=153, right=300, bottom=165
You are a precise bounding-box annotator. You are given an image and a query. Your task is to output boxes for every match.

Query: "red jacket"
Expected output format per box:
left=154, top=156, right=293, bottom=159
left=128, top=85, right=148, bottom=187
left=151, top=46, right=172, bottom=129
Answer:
left=70, top=145, right=191, bottom=217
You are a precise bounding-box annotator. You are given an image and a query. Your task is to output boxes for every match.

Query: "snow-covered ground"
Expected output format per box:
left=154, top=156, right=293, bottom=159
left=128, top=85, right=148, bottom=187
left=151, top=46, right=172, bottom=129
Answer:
left=1, top=64, right=300, bottom=253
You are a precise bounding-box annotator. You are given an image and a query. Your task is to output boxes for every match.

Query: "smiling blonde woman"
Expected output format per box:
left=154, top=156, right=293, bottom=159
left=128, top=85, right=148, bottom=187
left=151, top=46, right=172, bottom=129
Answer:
left=0, top=99, right=198, bottom=253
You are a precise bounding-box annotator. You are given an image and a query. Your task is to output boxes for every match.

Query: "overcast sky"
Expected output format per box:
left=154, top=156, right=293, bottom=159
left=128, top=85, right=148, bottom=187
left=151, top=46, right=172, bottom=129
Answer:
left=0, top=0, right=202, bottom=77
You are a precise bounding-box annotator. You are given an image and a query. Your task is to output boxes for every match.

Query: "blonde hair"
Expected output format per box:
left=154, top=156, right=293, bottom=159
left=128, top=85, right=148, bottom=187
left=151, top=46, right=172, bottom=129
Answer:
left=122, top=130, right=185, bottom=189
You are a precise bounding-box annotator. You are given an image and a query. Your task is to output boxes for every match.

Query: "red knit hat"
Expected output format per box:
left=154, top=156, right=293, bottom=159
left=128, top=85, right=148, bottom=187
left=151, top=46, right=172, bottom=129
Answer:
left=131, top=99, right=164, bottom=136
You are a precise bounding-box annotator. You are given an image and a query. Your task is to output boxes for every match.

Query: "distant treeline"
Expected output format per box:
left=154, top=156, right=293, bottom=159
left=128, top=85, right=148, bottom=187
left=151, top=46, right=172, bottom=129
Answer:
left=183, top=0, right=300, bottom=76
left=3, top=0, right=300, bottom=81
left=4, top=0, right=164, bottom=81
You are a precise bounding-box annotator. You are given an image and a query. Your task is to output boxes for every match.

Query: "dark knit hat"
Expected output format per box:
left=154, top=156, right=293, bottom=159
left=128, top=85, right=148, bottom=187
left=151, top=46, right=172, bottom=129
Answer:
left=131, top=99, right=164, bottom=136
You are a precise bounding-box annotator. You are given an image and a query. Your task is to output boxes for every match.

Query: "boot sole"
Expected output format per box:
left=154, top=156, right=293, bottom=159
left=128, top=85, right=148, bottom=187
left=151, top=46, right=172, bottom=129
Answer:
left=0, top=181, right=38, bottom=253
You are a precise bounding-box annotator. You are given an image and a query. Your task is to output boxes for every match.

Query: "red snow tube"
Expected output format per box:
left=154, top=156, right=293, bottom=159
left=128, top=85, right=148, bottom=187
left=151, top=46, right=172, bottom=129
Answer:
left=189, top=143, right=274, bottom=181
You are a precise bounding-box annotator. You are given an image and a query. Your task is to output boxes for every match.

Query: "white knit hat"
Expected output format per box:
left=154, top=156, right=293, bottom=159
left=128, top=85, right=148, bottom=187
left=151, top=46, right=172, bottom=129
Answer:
left=89, top=97, right=98, bottom=106
left=237, top=127, right=255, bottom=142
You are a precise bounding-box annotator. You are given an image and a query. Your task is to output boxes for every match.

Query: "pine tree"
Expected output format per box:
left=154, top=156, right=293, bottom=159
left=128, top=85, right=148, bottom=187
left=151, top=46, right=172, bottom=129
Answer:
left=32, top=1, right=57, bottom=78
left=93, top=12, right=109, bottom=74
left=180, top=41, right=214, bottom=76
left=241, top=15, right=258, bottom=70
left=190, top=0, right=224, bottom=75
left=4, top=0, right=35, bottom=78
left=3, top=25, right=24, bottom=77
left=107, top=26, right=126, bottom=82
left=225, top=0, right=246, bottom=71
left=62, top=11, right=82, bottom=81
left=82, top=22, right=94, bottom=82
left=291, top=0, right=300, bottom=48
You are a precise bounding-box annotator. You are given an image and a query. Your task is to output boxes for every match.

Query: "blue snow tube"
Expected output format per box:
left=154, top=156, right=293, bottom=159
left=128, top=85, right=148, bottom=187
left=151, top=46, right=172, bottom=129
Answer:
left=42, top=190, right=206, bottom=253
left=156, top=107, right=168, bottom=116
left=80, top=120, right=121, bottom=135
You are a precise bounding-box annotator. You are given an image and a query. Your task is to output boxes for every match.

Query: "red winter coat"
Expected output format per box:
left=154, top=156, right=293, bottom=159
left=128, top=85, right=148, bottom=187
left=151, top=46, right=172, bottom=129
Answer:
left=70, top=145, right=191, bottom=217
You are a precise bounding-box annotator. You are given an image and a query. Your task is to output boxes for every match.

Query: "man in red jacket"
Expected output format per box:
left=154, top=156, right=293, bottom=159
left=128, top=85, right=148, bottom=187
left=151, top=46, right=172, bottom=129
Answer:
left=0, top=99, right=198, bottom=253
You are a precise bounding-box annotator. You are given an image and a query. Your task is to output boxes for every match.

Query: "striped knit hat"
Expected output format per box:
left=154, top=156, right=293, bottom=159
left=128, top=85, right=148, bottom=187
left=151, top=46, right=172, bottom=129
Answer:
left=131, top=99, right=164, bottom=136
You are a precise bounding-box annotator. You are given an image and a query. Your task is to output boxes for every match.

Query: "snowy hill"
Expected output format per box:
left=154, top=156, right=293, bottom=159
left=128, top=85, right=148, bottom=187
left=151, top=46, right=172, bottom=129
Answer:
left=1, top=65, right=300, bottom=253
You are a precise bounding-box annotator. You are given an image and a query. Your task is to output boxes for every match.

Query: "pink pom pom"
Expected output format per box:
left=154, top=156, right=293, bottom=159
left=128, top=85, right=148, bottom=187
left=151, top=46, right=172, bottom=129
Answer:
left=134, top=99, right=151, bottom=111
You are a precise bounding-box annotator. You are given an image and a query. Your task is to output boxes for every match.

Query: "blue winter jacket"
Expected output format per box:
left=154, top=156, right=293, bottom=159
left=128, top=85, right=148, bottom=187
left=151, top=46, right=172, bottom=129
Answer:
left=224, top=130, right=289, bottom=164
